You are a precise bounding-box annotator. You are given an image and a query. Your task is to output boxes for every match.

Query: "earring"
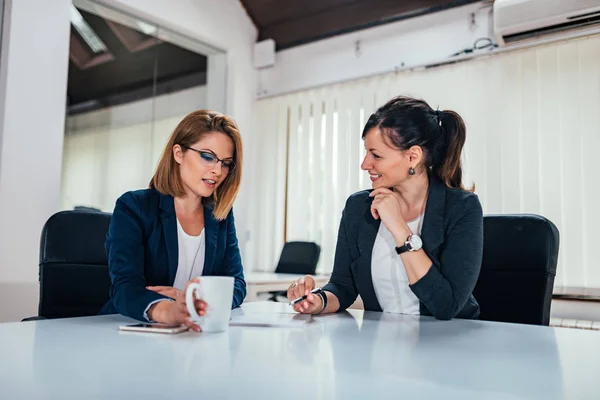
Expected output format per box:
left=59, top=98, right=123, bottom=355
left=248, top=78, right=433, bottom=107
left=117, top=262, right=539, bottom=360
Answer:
left=408, top=167, right=416, bottom=176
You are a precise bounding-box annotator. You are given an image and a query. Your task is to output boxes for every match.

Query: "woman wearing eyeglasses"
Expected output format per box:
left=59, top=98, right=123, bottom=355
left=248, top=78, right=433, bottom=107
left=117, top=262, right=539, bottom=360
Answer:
left=99, top=110, right=246, bottom=331
left=287, top=96, right=483, bottom=320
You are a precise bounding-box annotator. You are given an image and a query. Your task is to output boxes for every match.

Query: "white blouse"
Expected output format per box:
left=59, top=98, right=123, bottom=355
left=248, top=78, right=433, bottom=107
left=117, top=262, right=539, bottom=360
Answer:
left=173, top=219, right=206, bottom=291
left=371, top=216, right=422, bottom=314
left=143, top=219, right=205, bottom=321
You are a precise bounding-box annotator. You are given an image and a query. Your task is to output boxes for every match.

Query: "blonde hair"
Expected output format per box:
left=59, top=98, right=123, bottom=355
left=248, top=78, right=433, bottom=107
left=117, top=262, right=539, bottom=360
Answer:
left=149, top=110, right=243, bottom=220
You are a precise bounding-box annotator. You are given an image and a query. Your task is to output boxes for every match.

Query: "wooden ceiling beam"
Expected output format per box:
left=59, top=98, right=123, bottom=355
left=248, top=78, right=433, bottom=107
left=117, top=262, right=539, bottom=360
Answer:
left=69, top=31, right=114, bottom=70
left=242, top=0, right=359, bottom=27
left=106, top=20, right=161, bottom=53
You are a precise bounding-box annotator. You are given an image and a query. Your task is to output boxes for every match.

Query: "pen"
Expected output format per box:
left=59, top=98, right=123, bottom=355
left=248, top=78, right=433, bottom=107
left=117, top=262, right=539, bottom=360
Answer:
left=289, top=287, right=322, bottom=306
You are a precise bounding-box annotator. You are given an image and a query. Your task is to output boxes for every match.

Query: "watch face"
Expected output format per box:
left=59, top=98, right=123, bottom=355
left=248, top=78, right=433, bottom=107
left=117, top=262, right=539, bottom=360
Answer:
left=409, top=235, right=423, bottom=250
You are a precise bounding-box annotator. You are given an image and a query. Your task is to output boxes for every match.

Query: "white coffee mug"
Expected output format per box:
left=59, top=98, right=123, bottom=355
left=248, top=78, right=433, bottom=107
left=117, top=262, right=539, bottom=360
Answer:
left=186, top=276, right=234, bottom=333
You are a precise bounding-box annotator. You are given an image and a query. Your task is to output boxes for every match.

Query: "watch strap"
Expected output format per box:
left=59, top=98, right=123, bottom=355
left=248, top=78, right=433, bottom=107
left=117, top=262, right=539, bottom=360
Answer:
left=395, top=244, right=410, bottom=254
left=316, top=289, right=327, bottom=314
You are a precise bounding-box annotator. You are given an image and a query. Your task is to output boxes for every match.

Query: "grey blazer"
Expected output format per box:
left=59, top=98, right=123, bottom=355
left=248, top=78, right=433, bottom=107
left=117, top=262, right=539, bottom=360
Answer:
left=323, top=175, right=483, bottom=320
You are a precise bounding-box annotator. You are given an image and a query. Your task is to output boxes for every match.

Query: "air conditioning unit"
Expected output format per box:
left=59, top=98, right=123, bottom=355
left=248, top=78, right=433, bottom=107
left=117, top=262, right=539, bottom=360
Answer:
left=493, top=0, right=600, bottom=46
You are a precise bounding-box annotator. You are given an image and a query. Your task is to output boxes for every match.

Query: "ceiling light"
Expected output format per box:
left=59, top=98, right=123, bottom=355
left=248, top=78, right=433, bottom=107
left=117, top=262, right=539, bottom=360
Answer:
left=135, top=21, right=158, bottom=36
left=70, top=5, right=108, bottom=53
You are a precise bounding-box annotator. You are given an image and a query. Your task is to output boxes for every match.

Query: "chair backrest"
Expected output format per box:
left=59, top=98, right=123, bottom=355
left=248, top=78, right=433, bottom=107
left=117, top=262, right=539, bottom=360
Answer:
left=473, top=214, right=559, bottom=325
left=275, top=241, right=321, bottom=275
left=38, top=210, right=112, bottom=319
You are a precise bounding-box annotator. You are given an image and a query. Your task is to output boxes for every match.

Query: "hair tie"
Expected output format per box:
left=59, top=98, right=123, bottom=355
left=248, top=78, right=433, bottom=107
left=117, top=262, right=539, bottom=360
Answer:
left=435, top=109, right=442, bottom=127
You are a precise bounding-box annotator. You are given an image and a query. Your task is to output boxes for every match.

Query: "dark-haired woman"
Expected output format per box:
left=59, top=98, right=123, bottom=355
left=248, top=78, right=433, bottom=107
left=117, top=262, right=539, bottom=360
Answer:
left=287, top=95, right=483, bottom=320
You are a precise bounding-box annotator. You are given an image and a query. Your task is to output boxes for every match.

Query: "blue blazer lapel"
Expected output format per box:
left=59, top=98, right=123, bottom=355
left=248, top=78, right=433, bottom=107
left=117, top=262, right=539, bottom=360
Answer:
left=159, top=194, right=178, bottom=285
left=202, top=205, right=218, bottom=276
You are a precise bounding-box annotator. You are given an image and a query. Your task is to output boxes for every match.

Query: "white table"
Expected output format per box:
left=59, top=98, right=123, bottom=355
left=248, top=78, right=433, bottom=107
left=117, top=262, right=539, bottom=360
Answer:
left=244, top=272, right=330, bottom=301
left=2, top=302, right=600, bottom=399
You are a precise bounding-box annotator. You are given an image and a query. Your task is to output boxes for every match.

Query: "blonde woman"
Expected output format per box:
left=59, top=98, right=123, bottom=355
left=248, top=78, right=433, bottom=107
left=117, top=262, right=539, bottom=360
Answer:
left=100, top=110, right=245, bottom=332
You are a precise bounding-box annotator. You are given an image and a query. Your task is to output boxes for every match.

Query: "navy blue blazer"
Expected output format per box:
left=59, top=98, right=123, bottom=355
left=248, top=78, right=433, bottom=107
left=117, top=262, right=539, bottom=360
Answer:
left=323, top=175, right=483, bottom=320
left=99, top=189, right=246, bottom=321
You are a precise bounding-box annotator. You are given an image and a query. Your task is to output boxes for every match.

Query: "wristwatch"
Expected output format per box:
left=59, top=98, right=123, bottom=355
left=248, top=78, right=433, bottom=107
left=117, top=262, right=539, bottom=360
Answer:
left=315, top=288, right=328, bottom=314
left=395, top=234, right=423, bottom=254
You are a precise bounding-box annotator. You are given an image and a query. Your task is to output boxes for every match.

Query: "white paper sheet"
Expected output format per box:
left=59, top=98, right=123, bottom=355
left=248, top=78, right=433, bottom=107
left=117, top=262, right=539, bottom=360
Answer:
left=229, top=312, right=312, bottom=328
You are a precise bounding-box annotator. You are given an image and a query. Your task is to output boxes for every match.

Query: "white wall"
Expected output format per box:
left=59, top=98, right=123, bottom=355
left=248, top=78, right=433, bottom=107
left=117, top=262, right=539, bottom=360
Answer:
left=0, top=0, right=71, bottom=322
left=258, top=2, right=493, bottom=98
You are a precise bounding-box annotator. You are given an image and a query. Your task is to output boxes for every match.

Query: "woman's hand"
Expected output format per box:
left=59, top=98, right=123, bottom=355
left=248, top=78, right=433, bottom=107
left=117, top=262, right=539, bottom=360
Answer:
left=147, top=278, right=207, bottom=332
left=370, top=188, right=411, bottom=243
left=287, top=275, right=323, bottom=314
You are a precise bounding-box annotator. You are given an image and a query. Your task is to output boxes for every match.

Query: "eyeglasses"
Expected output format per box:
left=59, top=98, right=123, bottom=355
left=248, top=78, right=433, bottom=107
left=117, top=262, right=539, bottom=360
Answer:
left=181, top=145, right=236, bottom=172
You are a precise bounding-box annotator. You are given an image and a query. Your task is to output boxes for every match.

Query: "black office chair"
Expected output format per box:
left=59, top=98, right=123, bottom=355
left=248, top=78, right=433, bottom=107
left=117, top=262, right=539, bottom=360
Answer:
left=268, top=241, right=321, bottom=302
left=26, top=210, right=112, bottom=320
left=473, top=214, right=559, bottom=326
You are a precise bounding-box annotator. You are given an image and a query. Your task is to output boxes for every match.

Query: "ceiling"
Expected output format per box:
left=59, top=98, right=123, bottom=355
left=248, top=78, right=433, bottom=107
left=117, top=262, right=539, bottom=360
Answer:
left=240, top=0, right=482, bottom=50
left=67, top=8, right=207, bottom=115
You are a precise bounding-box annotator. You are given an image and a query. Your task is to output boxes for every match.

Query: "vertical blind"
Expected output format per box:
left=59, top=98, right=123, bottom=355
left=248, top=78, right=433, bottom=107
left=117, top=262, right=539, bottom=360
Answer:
left=248, top=34, right=600, bottom=289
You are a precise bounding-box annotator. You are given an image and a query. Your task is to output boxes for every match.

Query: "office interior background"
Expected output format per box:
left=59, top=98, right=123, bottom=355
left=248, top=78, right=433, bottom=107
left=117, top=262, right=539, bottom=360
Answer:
left=0, top=0, right=599, bottom=325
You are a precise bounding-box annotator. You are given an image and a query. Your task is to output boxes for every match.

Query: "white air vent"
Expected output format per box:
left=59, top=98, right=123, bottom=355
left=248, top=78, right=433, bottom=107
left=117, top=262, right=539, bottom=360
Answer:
left=493, top=0, right=600, bottom=46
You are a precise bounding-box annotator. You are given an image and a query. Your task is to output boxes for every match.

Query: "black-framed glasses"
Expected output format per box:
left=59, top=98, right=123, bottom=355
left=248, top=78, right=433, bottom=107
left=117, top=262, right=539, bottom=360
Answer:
left=181, top=145, right=236, bottom=172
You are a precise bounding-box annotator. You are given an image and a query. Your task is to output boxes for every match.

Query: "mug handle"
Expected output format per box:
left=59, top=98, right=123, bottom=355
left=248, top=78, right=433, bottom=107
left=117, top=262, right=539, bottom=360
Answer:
left=186, top=282, right=203, bottom=323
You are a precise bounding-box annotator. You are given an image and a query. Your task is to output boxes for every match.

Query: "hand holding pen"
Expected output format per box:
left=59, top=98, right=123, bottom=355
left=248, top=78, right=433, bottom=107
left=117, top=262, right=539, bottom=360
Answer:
left=287, top=275, right=324, bottom=314
left=289, top=287, right=322, bottom=305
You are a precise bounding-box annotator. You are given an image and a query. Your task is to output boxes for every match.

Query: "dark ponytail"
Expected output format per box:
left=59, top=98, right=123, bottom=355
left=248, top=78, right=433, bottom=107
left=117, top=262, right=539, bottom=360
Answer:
left=435, top=110, right=470, bottom=191
left=361, top=95, right=473, bottom=191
